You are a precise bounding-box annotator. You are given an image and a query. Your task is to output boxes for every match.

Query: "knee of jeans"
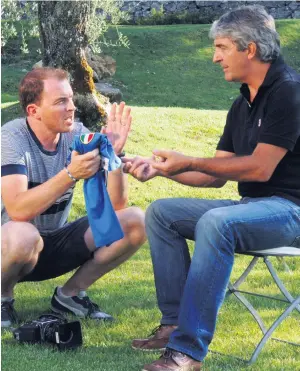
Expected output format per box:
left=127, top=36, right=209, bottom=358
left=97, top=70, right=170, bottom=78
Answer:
left=196, top=208, right=230, bottom=240
left=145, top=199, right=169, bottom=228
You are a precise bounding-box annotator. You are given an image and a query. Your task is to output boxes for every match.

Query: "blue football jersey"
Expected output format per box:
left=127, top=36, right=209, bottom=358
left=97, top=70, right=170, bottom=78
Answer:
left=72, top=133, right=124, bottom=247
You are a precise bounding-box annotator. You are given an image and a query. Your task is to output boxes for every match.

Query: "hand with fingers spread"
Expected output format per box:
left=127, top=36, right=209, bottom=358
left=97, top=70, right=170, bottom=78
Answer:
left=101, top=101, right=132, bottom=155
left=67, top=149, right=101, bottom=180
left=122, top=155, right=161, bottom=182
left=151, top=149, right=193, bottom=176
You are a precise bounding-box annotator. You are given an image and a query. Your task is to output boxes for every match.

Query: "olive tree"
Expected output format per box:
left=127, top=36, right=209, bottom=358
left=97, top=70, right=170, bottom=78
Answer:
left=39, top=0, right=128, bottom=129
left=2, top=0, right=128, bottom=129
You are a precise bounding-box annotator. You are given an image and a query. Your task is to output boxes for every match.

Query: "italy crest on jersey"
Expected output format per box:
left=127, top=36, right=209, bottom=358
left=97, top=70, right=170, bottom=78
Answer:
left=80, top=133, right=95, bottom=144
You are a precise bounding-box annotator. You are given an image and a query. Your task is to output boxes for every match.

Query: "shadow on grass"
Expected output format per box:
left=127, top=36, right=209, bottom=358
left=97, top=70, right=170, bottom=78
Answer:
left=2, top=21, right=300, bottom=123
left=103, top=21, right=300, bottom=111
left=12, top=276, right=157, bottom=322
left=2, top=281, right=299, bottom=371
left=104, top=25, right=238, bottom=111
left=2, top=322, right=297, bottom=371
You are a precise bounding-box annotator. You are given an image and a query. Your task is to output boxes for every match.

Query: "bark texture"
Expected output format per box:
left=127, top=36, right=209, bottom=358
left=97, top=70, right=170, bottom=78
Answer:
left=38, top=1, right=107, bottom=129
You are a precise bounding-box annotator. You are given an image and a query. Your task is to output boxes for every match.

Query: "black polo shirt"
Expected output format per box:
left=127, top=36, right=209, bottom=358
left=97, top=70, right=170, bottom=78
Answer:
left=217, top=56, right=300, bottom=206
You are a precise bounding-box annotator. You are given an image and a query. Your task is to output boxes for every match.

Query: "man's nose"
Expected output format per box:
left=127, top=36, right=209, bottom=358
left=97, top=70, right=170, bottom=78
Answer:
left=67, top=99, right=76, bottom=111
left=213, top=50, right=222, bottom=64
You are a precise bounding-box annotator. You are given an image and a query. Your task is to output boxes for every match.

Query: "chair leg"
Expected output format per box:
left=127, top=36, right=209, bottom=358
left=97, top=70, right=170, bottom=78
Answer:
left=220, top=255, right=300, bottom=365
left=247, top=295, right=300, bottom=365
left=227, top=257, right=267, bottom=334
left=226, top=257, right=259, bottom=298
left=264, top=257, right=300, bottom=313
left=230, top=287, right=267, bottom=334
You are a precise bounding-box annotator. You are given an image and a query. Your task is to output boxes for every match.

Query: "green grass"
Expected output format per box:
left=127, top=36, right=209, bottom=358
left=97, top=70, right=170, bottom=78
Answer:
left=2, top=21, right=300, bottom=371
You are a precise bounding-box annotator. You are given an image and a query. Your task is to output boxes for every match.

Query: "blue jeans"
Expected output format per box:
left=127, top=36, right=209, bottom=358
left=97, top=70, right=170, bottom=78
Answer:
left=145, top=196, right=300, bottom=361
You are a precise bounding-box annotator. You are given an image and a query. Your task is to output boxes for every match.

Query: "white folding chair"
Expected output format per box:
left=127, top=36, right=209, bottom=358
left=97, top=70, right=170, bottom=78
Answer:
left=224, top=247, right=300, bottom=364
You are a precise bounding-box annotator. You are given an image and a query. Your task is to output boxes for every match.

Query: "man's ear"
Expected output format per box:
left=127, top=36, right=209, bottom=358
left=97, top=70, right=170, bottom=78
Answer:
left=26, top=103, right=41, bottom=119
left=247, top=42, right=257, bottom=60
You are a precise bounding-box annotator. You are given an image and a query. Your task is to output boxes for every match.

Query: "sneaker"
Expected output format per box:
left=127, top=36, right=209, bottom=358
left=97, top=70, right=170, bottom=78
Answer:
left=1, top=299, right=19, bottom=328
left=132, top=325, right=177, bottom=351
left=51, top=287, right=114, bottom=321
left=142, top=348, right=202, bottom=371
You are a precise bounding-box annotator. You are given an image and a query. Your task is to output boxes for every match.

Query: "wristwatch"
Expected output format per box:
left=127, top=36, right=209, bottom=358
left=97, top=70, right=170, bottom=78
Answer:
left=117, top=151, right=126, bottom=158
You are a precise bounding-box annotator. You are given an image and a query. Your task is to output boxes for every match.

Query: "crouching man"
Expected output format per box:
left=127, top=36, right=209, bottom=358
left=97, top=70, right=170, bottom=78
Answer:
left=1, top=67, right=146, bottom=327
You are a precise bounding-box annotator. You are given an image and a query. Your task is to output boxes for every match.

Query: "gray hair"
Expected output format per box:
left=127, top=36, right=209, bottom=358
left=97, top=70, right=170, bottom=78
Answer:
left=209, top=5, right=280, bottom=62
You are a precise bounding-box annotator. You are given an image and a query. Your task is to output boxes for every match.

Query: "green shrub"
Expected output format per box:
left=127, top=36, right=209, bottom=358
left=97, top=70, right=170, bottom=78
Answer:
left=1, top=20, right=41, bottom=63
left=133, top=8, right=215, bottom=26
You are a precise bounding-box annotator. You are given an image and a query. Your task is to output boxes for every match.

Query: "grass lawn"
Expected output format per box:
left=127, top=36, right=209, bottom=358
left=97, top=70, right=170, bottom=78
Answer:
left=1, top=21, right=300, bottom=371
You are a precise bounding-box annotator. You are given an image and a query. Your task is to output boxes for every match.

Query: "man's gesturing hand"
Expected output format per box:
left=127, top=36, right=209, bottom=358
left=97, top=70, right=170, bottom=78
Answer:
left=151, top=149, right=193, bottom=176
left=67, top=149, right=101, bottom=180
left=102, top=101, right=132, bottom=155
left=122, top=156, right=160, bottom=182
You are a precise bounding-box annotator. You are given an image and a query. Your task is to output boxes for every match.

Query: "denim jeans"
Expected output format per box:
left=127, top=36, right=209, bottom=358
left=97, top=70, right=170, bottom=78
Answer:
left=145, top=196, right=300, bottom=361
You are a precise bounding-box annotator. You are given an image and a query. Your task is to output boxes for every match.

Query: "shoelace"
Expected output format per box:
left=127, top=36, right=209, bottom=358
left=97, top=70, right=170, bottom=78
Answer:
left=162, top=348, right=184, bottom=366
left=149, top=324, right=164, bottom=337
left=1, top=300, right=18, bottom=323
left=81, top=296, right=100, bottom=316
left=163, top=348, right=175, bottom=364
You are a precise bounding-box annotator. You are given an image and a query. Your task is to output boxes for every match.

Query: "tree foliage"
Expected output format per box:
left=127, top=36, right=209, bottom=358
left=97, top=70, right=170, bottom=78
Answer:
left=2, top=0, right=129, bottom=129
left=1, top=0, right=39, bottom=54
left=87, top=0, right=129, bottom=54
left=2, top=0, right=129, bottom=54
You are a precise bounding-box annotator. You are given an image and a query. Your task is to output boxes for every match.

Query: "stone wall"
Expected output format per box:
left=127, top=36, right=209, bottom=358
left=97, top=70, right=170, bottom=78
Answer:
left=121, top=1, right=300, bottom=24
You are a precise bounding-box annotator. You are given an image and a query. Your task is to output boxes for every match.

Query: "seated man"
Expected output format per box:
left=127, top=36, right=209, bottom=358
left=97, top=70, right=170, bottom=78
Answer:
left=1, top=67, right=146, bottom=327
left=123, top=5, right=300, bottom=371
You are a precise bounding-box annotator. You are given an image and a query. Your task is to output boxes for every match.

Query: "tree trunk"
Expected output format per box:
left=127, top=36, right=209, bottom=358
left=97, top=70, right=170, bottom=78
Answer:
left=38, top=1, right=107, bottom=130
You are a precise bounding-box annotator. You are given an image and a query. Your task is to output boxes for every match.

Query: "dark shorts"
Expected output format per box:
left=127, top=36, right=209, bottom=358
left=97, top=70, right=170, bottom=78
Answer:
left=20, top=217, right=92, bottom=282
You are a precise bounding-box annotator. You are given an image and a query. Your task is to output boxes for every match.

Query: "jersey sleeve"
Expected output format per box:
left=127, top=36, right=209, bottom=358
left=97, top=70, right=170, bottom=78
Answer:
left=1, top=128, right=27, bottom=176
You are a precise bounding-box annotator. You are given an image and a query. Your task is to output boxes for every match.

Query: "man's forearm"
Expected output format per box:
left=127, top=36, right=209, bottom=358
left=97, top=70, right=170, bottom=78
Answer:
left=107, top=166, right=128, bottom=210
left=164, top=171, right=226, bottom=188
left=8, top=170, right=75, bottom=221
left=189, top=155, right=267, bottom=182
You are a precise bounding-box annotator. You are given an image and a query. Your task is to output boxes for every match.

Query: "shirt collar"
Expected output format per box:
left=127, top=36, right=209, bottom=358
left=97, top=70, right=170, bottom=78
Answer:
left=26, top=119, right=61, bottom=155
left=240, top=56, right=286, bottom=101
